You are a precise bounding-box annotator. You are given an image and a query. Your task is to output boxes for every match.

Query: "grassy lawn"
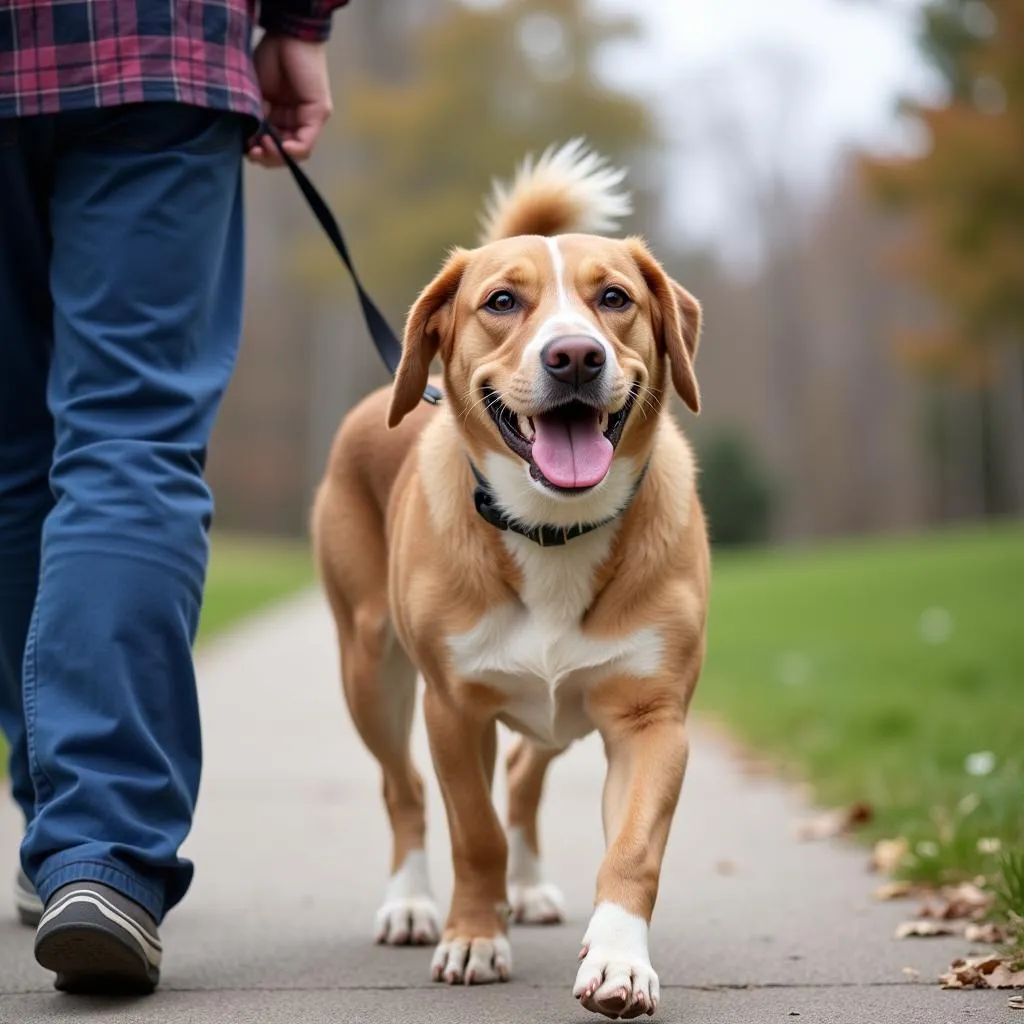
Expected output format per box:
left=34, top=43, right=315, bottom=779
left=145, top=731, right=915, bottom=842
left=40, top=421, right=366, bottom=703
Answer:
left=696, top=519, right=1024, bottom=891
left=196, top=533, right=315, bottom=645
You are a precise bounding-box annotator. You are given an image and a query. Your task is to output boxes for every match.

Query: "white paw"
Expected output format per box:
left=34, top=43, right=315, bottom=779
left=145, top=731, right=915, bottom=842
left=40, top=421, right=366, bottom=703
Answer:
left=509, top=880, right=566, bottom=924
left=506, top=826, right=565, bottom=925
left=373, top=850, right=440, bottom=946
left=573, top=902, right=659, bottom=1019
left=374, top=895, right=441, bottom=945
left=430, top=934, right=512, bottom=985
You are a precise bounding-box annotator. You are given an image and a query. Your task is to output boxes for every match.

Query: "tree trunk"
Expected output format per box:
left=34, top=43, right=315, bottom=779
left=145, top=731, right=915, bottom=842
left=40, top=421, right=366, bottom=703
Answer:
left=993, top=341, right=1024, bottom=514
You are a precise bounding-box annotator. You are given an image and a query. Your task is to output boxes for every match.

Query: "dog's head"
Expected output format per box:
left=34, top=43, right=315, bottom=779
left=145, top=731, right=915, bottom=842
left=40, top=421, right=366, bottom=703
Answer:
left=388, top=142, right=702, bottom=519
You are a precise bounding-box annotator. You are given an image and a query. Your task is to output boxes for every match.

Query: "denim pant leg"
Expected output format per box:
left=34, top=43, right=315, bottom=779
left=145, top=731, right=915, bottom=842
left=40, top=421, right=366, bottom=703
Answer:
left=0, top=119, right=56, bottom=831
left=20, top=104, right=246, bottom=923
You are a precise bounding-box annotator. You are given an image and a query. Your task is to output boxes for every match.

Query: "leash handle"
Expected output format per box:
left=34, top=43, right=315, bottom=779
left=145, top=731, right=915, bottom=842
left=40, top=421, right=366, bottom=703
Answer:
left=259, top=122, right=442, bottom=406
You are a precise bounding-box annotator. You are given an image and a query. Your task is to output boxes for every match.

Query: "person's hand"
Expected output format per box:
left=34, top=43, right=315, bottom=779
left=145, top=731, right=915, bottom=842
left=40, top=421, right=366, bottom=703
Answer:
left=247, top=33, right=333, bottom=167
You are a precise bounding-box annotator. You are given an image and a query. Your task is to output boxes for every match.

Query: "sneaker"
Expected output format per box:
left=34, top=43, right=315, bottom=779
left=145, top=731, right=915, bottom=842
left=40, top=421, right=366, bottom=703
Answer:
left=14, top=868, right=44, bottom=927
left=34, top=881, right=162, bottom=994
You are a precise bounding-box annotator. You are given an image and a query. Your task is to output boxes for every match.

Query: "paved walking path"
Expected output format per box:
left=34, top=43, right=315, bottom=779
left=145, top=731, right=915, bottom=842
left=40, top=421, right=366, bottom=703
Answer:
left=0, top=591, right=1012, bottom=1022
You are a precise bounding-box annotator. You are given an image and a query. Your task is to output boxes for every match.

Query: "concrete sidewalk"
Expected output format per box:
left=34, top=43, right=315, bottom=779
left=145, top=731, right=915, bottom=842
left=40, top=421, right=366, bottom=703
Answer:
left=0, top=591, right=1012, bottom=1023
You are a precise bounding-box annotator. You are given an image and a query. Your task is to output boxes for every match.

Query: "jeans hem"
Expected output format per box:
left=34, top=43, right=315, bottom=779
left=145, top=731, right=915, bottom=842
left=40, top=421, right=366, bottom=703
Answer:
left=34, top=857, right=165, bottom=922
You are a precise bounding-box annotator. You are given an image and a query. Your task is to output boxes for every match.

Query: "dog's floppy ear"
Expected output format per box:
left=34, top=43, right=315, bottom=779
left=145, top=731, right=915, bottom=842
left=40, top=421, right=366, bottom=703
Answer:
left=388, top=248, right=469, bottom=429
left=628, top=239, right=702, bottom=414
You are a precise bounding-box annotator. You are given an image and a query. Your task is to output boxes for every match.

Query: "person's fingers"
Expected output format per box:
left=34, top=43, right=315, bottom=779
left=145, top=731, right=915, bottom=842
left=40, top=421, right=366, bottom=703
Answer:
left=246, top=144, right=274, bottom=167
left=250, top=121, right=288, bottom=167
left=247, top=142, right=286, bottom=168
left=282, top=104, right=332, bottom=161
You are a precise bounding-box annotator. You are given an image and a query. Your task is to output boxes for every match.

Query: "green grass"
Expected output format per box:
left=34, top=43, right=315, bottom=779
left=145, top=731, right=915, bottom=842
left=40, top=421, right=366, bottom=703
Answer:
left=695, top=520, right=1024, bottom=888
left=196, top=533, right=315, bottom=645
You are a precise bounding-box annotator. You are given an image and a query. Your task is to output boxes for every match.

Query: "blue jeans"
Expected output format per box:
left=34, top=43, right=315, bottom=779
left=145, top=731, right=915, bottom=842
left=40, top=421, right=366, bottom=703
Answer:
left=0, top=103, right=245, bottom=923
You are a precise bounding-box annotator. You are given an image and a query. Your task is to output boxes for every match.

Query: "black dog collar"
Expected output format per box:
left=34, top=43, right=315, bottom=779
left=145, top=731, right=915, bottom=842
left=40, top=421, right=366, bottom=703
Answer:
left=468, top=460, right=649, bottom=548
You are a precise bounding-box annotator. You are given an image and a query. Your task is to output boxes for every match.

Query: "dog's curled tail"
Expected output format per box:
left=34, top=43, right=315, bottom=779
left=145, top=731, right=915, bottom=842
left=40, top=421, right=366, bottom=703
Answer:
left=478, top=138, right=632, bottom=245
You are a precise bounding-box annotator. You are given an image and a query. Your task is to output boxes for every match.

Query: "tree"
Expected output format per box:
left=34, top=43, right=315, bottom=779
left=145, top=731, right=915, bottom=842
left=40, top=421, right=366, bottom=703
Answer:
left=696, top=431, right=774, bottom=547
left=293, top=0, right=658, bottom=323
left=860, top=0, right=1024, bottom=512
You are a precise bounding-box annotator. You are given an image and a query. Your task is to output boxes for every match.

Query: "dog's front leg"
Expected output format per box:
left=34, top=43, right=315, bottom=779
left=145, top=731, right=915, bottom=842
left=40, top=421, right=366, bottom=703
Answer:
left=575, top=680, right=691, bottom=1019
left=423, top=685, right=511, bottom=985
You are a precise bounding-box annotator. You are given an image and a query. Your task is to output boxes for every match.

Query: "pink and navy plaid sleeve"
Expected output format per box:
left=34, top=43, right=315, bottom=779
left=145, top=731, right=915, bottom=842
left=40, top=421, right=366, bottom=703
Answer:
left=259, top=0, right=346, bottom=42
left=0, top=0, right=350, bottom=120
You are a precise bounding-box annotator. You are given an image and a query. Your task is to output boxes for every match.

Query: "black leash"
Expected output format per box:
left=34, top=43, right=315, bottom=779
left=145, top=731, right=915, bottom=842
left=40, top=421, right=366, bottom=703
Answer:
left=258, top=122, right=442, bottom=406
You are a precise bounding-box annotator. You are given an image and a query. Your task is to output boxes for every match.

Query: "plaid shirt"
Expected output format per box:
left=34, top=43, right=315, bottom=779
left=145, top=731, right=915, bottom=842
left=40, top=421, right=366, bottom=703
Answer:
left=0, top=0, right=349, bottom=121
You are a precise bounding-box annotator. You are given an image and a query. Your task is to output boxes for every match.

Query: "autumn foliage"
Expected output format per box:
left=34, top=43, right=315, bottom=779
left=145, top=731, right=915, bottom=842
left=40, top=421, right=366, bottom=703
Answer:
left=861, top=0, right=1023, bottom=383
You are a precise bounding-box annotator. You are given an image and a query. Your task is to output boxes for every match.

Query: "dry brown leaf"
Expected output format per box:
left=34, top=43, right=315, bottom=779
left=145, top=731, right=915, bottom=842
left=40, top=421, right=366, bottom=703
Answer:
left=896, top=919, right=964, bottom=939
left=918, top=882, right=991, bottom=921
left=870, top=837, right=910, bottom=874
left=795, top=802, right=874, bottom=841
left=874, top=880, right=914, bottom=901
left=964, top=922, right=1010, bottom=944
left=940, top=955, right=1024, bottom=989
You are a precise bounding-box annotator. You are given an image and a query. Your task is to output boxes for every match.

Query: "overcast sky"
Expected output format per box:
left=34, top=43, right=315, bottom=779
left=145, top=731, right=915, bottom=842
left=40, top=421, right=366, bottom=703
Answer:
left=593, top=0, right=941, bottom=259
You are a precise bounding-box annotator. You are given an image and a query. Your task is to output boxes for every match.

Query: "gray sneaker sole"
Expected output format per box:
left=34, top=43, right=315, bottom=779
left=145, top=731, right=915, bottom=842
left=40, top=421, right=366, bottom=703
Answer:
left=35, top=921, right=159, bottom=995
left=35, top=888, right=161, bottom=995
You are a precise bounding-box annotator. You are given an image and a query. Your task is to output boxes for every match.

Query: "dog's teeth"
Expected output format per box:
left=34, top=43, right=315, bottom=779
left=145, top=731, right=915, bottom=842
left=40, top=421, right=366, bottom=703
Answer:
left=599, top=411, right=610, bottom=432
left=518, top=414, right=534, bottom=440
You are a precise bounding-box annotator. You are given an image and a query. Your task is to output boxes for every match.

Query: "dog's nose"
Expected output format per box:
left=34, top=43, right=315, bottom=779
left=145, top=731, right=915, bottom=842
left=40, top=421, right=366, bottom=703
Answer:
left=541, top=335, right=606, bottom=387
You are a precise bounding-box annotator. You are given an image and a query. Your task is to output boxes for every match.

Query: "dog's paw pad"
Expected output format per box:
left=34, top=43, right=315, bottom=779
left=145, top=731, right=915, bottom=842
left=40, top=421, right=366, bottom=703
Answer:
left=573, top=949, right=659, bottom=1019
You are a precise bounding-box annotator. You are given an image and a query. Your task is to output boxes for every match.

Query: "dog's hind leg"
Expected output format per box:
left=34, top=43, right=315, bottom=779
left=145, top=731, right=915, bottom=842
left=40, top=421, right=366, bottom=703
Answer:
left=340, top=607, right=439, bottom=945
left=505, top=737, right=567, bottom=925
left=314, top=481, right=440, bottom=947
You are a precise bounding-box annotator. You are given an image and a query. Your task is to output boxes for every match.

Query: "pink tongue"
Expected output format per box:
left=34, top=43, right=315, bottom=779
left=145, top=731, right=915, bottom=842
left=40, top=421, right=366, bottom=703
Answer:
left=532, top=408, right=613, bottom=489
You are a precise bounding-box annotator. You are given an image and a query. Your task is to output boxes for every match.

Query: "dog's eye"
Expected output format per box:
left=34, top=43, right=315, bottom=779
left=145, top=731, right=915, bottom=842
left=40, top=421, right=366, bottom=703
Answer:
left=600, top=286, right=631, bottom=310
left=484, top=290, right=518, bottom=314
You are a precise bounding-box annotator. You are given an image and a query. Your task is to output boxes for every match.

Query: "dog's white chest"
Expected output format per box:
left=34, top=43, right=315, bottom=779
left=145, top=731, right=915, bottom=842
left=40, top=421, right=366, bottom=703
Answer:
left=447, top=528, right=662, bottom=748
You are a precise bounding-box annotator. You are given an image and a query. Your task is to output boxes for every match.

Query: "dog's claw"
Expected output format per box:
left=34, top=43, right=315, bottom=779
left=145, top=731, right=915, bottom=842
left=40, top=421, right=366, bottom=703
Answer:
left=430, top=934, right=512, bottom=986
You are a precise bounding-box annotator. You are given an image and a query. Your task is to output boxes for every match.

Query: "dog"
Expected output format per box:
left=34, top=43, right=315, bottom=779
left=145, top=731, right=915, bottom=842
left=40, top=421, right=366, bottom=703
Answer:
left=311, top=139, right=709, bottom=1019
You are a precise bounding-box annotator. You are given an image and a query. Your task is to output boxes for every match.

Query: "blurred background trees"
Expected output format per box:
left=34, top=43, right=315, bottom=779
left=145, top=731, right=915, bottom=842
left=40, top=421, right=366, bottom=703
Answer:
left=861, top=0, right=1024, bottom=519
left=207, top=0, right=1022, bottom=549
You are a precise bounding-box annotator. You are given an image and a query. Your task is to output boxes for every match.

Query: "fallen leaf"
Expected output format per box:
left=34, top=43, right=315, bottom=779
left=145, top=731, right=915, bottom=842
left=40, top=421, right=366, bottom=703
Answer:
left=918, top=881, right=990, bottom=921
left=870, top=837, right=910, bottom=875
left=874, top=881, right=914, bottom=901
left=896, top=919, right=964, bottom=938
left=796, top=802, right=874, bottom=841
left=964, top=922, right=1010, bottom=944
left=940, top=954, right=1024, bottom=989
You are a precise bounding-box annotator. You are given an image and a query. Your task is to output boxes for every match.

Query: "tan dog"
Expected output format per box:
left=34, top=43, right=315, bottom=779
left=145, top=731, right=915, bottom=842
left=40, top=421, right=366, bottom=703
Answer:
left=312, top=140, right=709, bottom=1019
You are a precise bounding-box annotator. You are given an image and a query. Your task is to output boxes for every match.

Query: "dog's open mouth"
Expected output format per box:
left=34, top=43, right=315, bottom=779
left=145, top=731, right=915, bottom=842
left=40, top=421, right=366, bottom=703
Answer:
left=483, top=386, right=636, bottom=493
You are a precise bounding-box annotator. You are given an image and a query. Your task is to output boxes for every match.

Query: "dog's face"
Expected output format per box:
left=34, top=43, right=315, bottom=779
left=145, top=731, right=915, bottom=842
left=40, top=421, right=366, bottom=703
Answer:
left=389, top=233, right=701, bottom=497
